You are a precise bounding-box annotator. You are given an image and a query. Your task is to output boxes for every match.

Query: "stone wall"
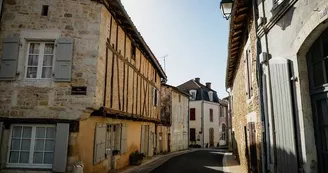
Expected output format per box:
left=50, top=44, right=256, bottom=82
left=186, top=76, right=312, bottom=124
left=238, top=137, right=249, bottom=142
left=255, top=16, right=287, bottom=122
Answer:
left=0, top=0, right=102, bottom=120
left=230, top=19, right=261, bottom=173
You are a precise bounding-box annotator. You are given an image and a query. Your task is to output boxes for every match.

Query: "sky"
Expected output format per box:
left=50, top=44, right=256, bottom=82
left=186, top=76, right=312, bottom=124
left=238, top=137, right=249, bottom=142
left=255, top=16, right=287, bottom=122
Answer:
left=121, top=0, right=229, bottom=98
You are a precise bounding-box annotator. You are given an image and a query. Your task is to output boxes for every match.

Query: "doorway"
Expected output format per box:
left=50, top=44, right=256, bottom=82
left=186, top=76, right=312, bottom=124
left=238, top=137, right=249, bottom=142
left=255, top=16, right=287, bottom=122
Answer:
left=307, top=28, right=328, bottom=172
left=209, top=128, right=214, bottom=147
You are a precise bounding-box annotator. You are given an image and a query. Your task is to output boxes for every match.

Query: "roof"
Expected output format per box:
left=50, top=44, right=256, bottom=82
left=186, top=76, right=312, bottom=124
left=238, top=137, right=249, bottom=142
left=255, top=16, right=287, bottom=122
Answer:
left=177, top=79, right=220, bottom=103
left=93, top=0, right=167, bottom=79
left=225, top=0, right=251, bottom=88
left=161, top=83, right=190, bottom=97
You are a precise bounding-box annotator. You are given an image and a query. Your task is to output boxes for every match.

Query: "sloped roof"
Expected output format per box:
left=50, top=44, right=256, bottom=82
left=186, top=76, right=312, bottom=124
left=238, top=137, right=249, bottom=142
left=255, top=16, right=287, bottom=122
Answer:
left=177, top=79, right=220, bottom=103
left=225, top=0, right=251, bottom=88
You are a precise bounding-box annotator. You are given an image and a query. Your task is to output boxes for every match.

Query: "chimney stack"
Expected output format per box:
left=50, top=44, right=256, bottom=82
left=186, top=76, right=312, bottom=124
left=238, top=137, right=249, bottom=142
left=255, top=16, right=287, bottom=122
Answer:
left=206, top=82, right=211, bottom=89
left=195, top=77, right=200, bottom=83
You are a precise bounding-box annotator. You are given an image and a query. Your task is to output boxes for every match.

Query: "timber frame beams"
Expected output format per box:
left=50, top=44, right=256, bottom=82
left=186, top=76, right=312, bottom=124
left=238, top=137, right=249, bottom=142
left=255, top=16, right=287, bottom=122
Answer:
left=225, top=0, right=251, bottom=88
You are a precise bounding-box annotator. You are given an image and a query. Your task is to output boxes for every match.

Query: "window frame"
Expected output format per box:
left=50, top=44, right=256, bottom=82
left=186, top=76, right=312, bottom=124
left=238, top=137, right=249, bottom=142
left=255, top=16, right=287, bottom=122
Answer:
left=208, top=91, right=213, bottom=102
left=190, top=90, right=196, bottom=100
left=190, top=108, right=196, bottom=121
left=7, top=124, right=56, bottom=169
left=209, top=109, right=213, bottom=122
left=153, top=88, right=158, bottom=107
left=131, top=43, right=136, bottom=60
left=25, top=41, right=55, bottom=80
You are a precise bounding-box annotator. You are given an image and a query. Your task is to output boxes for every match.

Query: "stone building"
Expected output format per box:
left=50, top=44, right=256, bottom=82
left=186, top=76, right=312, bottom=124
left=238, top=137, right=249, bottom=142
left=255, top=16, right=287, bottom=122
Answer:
left=225, top=0, right=328, bottom=172
left=0, top=0, right=166, bottom=173
left=157, top=84, right=189, bottom=153
left=178, top=78, right=224, bottom=148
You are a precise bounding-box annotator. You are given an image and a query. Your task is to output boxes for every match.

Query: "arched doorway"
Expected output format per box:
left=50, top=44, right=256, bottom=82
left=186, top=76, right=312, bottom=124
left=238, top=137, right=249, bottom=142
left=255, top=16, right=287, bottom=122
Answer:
left=307, top=28, right=328, bottom=172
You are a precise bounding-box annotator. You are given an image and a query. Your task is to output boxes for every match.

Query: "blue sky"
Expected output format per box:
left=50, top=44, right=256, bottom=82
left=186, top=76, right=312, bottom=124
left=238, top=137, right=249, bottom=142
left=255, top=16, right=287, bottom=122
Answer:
left=121, top=0, right=229, bottom=98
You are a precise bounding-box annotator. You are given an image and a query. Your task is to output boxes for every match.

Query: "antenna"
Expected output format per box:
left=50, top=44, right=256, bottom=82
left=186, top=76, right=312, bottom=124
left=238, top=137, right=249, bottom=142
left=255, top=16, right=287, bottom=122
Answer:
left=159, top=54, right=168, bottom=73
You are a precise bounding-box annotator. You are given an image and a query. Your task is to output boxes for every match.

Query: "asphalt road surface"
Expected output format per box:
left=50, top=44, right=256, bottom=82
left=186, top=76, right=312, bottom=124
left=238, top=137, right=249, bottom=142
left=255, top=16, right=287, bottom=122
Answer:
left=151, top=150, right=224, bottom=173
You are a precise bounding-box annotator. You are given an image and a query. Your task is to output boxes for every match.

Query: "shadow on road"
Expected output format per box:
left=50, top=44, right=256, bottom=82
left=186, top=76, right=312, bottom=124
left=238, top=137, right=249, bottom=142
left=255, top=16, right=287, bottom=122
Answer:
left=151, top=150, right=225, bottom=173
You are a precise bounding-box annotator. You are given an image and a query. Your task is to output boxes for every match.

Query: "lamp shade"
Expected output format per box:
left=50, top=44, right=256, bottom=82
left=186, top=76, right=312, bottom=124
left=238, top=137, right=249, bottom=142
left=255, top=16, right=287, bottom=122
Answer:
left=220, top=0, right=234, bottom=20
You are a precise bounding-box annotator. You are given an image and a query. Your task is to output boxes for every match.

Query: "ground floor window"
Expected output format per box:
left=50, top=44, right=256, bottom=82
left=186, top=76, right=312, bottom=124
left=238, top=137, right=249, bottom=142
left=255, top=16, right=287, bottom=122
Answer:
left=7, top=124, right=56, bottom=169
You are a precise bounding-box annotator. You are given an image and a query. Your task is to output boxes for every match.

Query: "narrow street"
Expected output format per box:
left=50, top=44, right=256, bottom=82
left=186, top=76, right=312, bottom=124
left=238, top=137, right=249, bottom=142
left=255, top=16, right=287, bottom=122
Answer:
left=151, top=150, right=224, bottom=173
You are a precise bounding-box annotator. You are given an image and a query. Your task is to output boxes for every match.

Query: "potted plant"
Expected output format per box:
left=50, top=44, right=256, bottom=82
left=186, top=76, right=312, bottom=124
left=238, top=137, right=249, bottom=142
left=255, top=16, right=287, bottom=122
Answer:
left=129, top=150, right=145, bottom=165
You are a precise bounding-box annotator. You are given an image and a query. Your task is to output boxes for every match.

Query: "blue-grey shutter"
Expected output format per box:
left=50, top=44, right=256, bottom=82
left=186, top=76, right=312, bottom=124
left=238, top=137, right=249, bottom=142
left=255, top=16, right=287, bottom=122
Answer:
left=269, top=57, right=298, bottom=173
left=148, top=128, right=153, bottom=157
left=0, top=38, right=19, bottom=80
left=140, top=125, right=145, bottom=153
left=54, top=38, right=73, bottom=81
left=94, top=123, right=106, bottom=164
left=53, top=123, right=70, bottom=173
left=120, top=124, right=128, bottom=153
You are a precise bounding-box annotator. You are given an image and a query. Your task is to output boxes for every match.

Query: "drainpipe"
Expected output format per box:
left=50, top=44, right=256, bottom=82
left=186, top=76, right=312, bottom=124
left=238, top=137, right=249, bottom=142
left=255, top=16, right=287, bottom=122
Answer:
left=251, top=0, right=271, bottom=172
left=201, top=100, right=204, bottom=148
left=226, top=88, right=232, bottom=151
left=188, top=99, right=190, bottom=148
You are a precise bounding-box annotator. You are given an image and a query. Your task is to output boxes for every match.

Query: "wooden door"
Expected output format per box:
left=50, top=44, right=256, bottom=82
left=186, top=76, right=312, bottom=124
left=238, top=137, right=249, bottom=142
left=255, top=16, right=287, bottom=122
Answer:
left=248, top=122, right=257, bottom=173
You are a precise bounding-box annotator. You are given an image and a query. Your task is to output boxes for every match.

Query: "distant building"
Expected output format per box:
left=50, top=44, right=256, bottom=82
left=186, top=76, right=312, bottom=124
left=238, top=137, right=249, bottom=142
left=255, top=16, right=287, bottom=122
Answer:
left=157, top=84, right=189, bottom=153
left=178, top=78, right=226, bottom=147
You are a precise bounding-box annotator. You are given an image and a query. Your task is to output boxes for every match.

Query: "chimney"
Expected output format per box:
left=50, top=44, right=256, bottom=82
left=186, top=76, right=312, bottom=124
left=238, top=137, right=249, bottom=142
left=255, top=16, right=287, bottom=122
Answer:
left=195, top=77, right=200, bottom=83
left=206, top=82, right=211, bottom=89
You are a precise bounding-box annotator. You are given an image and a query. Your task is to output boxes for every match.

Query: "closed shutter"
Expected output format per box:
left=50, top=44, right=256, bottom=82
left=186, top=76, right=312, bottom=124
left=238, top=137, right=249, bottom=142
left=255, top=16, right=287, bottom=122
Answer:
left=0, top=38, right=19, bottom=80
left=93, top=123, right=106, bottom=164
left=53, top=123, right=69, bottom=173
left=140, top=125, right=145, bottom=153
left=114, top=124, right=121, bottom=150
left=190, top=108, right=195, bottom=120
left=120, top=124, right=128, bottom=153
left=148, top=128, right=153, bottom=157
left=54, top=38, right=73, bottom=81
left=269, top=57, right=298, bottom=173
left=0, top=122, right=3, bottom=142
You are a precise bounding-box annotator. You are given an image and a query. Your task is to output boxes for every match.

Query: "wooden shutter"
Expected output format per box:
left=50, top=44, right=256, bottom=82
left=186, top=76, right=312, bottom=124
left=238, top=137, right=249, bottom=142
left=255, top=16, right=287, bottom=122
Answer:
left=114, top=124, right=121, bottom=150
left=120, top=124, right=128, bottom=153
left=54, top=38, right=73, bottom=81
left=190, top=108, right=195, bottom=120
left=148, top=128, right=153, bottom=157
left=93, top=123, right=106, bottom=164
left=269, top=57, right=298, bottom=173
left=190, top=128, right=196, bottom=141
left=0, top=37, right=19, bottom=80
left=53, top=123, right=69, bottom=172
left=140, top=125, right=145, bottom=153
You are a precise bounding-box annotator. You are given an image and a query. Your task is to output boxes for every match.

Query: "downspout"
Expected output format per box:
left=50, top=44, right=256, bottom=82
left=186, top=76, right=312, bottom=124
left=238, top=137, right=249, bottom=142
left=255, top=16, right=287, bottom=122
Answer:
left=201, top=100, right=204, bottom=148
left=251, top=0, right=269, bottom=172
left=188, top=99, right=190, bottom=148
left=225, top=88, right=232, bottom=151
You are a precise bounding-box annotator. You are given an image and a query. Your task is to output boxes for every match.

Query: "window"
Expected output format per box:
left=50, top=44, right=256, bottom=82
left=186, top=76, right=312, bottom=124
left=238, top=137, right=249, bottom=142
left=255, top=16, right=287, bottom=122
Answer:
left=8, top=125, right=56, bottom=169
left=94, top=123, right=127, bottom=164
left=220, top=106, right=224, bottom=117
left=190, top=108, right=195, bottom=121
left=208, top=91, right=213, bottom=101
left=190, top=128, right=196, bottom=141
left=41, top=5, right=49, bottom=16
left=179, top=95, right=181, bottom=102
left=308, top=29, right=328, bottom=88
left=245, top=48, right=253, bottom=99
left=209, top=109, right=213, bottom=122
left=153, top=88, right=158, bottom=106
left=131, top=43, right=136, bottom=60
left=189, top=90, right=196, bottom=100
left=220, top=124, right=226, bottom=140
left=26, top=42, right=54, bottom=79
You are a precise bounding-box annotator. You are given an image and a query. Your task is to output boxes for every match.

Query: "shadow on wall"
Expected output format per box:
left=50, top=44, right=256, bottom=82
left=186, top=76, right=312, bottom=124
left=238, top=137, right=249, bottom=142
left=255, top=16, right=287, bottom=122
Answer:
left=232, top=134, right=301, bottom=173
left=274, top=0, right=296, bottom=30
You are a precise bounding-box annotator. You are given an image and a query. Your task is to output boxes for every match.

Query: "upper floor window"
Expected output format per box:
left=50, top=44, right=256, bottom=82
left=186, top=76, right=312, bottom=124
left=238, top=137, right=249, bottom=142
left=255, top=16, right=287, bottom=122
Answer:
left=307, top=29, right=328, bottom=89
left=179, top=95, right=181, bottom=102
left=244, top=46, right=253, bottom=99
left=26, top=42, right=55, bottom=79
left=209, top=109, right=213, bottom=122
left=220, top=106, right=224, bottom=117
left=153, top=88, right=158, bottom=106
left=208, top=91, right=213, bottom=101
left=131, top=43, right=136, bottom=60
left=190, top=108, right=195, bottom=121
left=189, top=90, right=196, bottom=100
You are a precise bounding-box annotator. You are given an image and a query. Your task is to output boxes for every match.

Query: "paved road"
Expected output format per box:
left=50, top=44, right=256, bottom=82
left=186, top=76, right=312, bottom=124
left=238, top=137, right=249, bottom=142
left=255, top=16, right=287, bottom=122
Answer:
left=151, top=150, right=224, bottom=173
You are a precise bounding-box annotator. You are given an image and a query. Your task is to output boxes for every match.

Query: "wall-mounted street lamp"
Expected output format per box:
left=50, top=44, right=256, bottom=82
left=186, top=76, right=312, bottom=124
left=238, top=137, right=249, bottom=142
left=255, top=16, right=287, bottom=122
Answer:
left=220, top=0, right=234, bottom=20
